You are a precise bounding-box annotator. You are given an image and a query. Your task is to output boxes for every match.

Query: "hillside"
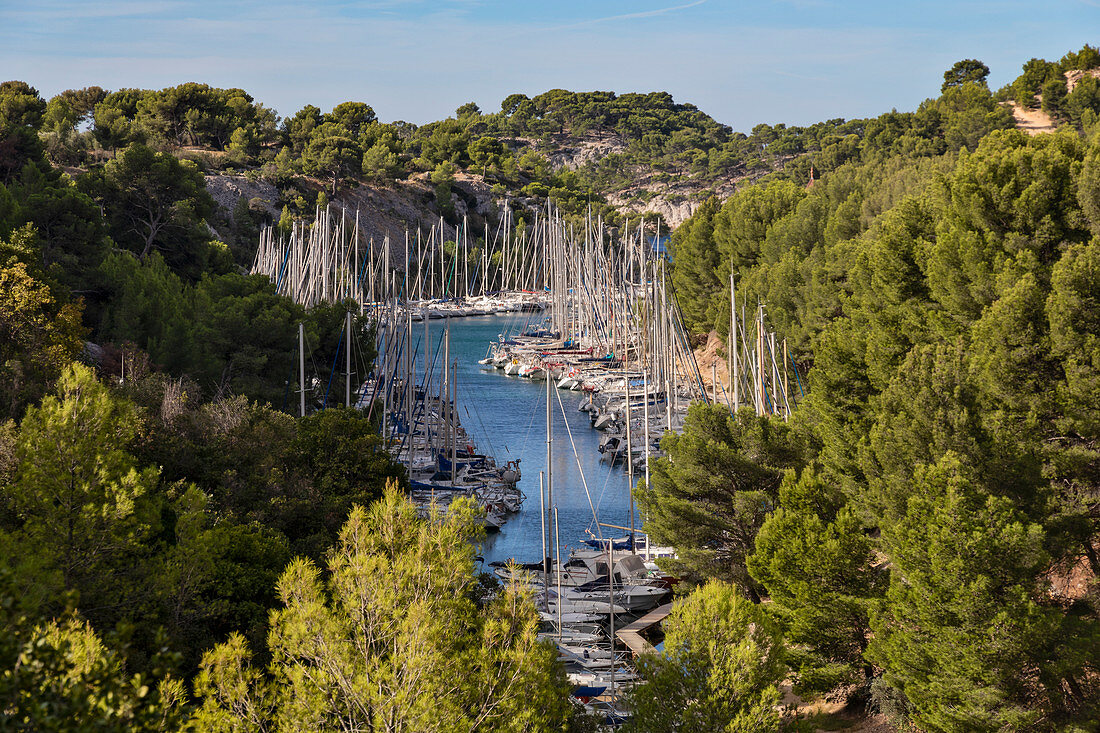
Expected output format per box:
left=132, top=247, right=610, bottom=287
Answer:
left=27, top=83, right=879, bottom=246
left=24, top=52, right=1100, bottom=253
left=204, top=169, right=501, bottom=251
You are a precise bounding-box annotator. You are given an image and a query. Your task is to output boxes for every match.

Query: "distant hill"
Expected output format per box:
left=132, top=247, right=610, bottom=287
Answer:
left=19, top=44, right=1100, bottom=254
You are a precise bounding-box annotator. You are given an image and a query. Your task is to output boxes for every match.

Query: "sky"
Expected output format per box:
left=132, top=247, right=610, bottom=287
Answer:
left=3, top=0, right=1099, bottom=132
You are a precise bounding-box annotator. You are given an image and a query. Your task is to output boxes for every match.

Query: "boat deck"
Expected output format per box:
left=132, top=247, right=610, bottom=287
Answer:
left=615, top=602, right=673, bottom=656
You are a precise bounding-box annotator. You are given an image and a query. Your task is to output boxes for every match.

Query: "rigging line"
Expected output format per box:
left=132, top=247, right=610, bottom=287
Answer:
left=458, top=378, right=499, bottom=461
left=351, top=321, right=374, bottom=407
left=554, top=382, right=602, bottom=539
left=390, top=335, right=423, bottom=458
left=323, top=321, right=346, bottom=408
left=302, top=327, right=324, bottom=411
left=404, top=331, right=437, bottom=453
left=373, top=329, right=406, bottom=423
left=592, top=454, right=617, bottom=525
left=789, top=349, right=806, bottom=398
left=356, top=321, right=381, bottom=410
left=518, top=376, right=543, bottom=458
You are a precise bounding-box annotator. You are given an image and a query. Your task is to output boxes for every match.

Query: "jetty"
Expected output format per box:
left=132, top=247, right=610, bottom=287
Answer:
left=615, top=602, right=674, bottom=656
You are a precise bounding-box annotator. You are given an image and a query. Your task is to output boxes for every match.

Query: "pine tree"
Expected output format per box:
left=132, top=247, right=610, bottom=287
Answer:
left=193, top=483, right=570, bottom=732
left=748, top=468, right=881, bottom=692
left=8, top=363, right=159, bottom=613
left=669, top=196, right=721, bottom=333
left=637, top=404, right=802, bottom=599
left=625, top=581, right=784, bottom=733
left=867, top=454, right=1098, bottom=731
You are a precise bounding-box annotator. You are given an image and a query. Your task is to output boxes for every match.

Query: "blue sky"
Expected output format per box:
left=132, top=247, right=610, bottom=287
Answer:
left=3, top=1, right=1098, bottom=131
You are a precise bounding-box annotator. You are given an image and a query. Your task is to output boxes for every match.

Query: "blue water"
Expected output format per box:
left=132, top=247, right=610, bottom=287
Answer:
left=439, top=315, right=639, bottom=565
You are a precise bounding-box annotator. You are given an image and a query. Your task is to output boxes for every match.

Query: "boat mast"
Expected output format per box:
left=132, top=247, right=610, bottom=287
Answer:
left=540, top=471, right=549, bottom=611
left=450, top=356, right=457, bottom=485
left=731, top=271, right=739, bottom=411
left=299, top=322, right=306, bottom=418
left=608, top=539, right=616, bottom=700
left=546, top=346, right=553, bottom=537
left=444, top=320, right=451, bottom=484
left=345, top=310, right=352, bottom=408
left=757, top=302, right=765, bottom=416
left=554, top=505, right=562, bottom=636
left=626, top=374, right=635, bottom=552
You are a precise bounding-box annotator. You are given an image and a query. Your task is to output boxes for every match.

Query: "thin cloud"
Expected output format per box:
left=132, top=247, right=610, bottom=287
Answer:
left=6, top=0, right=183, bottom=20
left=547, top=0, right=707, bottom=31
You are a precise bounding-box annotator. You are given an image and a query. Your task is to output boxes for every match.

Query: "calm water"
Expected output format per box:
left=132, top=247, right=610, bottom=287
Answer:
left=436, top=314, right=639, bottom=565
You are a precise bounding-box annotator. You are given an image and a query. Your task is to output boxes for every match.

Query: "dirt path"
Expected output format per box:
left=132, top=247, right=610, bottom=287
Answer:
left=1008, top=101, right=1056, bottom=136
left=781, top=684, right=897, bottom=732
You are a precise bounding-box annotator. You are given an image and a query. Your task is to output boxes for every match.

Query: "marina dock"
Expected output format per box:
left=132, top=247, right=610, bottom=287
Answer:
left=615, top=602, right=674, bottom=656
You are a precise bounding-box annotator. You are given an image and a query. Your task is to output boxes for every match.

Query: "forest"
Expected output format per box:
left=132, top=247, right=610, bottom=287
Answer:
left=650, top=50, right=1100, bottom=730
left=0, top=44, right=1099, bottom=731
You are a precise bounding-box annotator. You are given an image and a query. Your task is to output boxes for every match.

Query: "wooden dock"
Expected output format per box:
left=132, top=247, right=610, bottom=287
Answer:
left=615, top=602, right=673, bottom=656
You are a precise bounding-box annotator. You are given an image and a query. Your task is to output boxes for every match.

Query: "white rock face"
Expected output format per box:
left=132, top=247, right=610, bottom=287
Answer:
left=542, top=133, right=628, bottom=170
left=204, top=174, right=281, bottom=217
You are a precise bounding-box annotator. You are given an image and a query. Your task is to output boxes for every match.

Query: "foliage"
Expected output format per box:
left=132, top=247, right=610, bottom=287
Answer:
left=361, top=139, right=401, bottom=184
left=663, top=81, right=1014, bottom=358
left=5, top=363, right=158, bottom=619
left=4, top=163, right=109, bottom=287
left=80, top=143, right=218, bottom=279
left=481, top=89, right=869, bottom=190
left=637, top=404, right=803, bottom=598
left=867, top=455, right=1100, bottom=731
left=99, top=251, right=193, bottom=371
left=269, top=407, right=406, bottom=559
left=152, top=486, right=290, bottom=670
left=0, top=81, right=47, bottom=128
left=328, top=101, right=376, bottom=136
left=90, top=83, right=278, bottom=151
left=942, top=59, right=990, bottom=92
left=97, top=251, right=370, bottom=408
left=53, top=86, right=108, bottom=127
left=186, top=272, right=305, bottom=403
left=652, top=50, right=1100, bottom=727
left=300, top=121, right=361, bottom=193
left=410, top=117, right=470, bottom=169
left=0, top=617, right=188, bottom=731
left=625, top=581, right=784, bottom=733
left=748, top=468, right=881, bottom=693
left=193, top=483, right=571, bottom=732
left=0, top=230, right=85, bottom=420
left=669, top=196, right=722, bottom=331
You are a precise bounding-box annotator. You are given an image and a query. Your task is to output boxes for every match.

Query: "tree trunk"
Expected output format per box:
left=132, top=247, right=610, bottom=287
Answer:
left=139, top=213, right=162, bottom=260
left=140, top=231, right=156, bottom=260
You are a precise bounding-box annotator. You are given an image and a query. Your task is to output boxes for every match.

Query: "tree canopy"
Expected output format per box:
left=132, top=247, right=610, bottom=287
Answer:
left=626, top=580, right=784, bottom=733
left=942, top=59, right=991, bottom=91
left=193, top=484, right=571, bottom=732
left=643, top=47, right=1100, bottom=731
